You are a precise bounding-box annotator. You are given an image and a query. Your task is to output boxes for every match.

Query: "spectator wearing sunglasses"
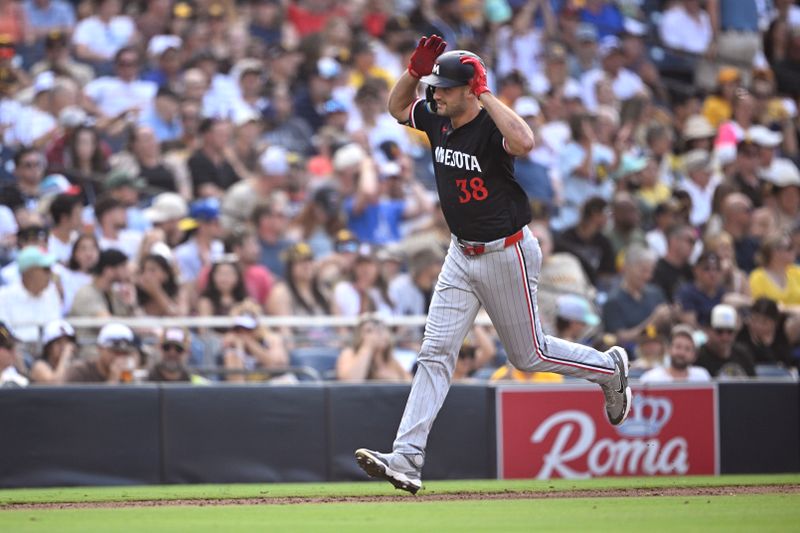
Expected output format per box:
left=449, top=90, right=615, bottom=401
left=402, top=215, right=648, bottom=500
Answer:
left=148, top=327, right=207, bottom=383
left=0, top=147, right=46, bottom=215
left=696, top=304, right=755, bottom=378
left=749, top=232, right=800, bottom=306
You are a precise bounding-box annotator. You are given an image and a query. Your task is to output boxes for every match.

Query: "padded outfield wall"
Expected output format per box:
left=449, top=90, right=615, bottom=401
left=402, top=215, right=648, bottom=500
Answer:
left=0, top=382, right=796, bottom=487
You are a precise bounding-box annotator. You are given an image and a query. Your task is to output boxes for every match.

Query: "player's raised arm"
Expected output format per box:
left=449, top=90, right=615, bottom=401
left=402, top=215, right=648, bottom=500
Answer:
left=459, top=56, right=535, bottom=156
left=388, top=35, right=447, bottom=122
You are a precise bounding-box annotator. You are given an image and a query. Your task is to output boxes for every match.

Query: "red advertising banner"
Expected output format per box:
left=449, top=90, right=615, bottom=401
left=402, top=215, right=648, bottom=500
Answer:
left=497, top=384, right=718, bottom=479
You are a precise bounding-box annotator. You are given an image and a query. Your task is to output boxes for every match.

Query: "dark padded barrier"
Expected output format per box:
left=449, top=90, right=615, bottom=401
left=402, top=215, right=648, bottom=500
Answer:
left=1, top=382, right=798, bottom=487
left=160, top=384, right=327, bottom=483
left=328, top=384, right=494, bottom=481
left=0, top=386, right=161, bottom=487
left=718, top=382, right=799, bottom=474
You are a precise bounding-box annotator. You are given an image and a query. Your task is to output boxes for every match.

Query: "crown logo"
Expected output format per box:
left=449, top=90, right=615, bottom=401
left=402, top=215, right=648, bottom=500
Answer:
left=615, top=395, right=672, bottom=438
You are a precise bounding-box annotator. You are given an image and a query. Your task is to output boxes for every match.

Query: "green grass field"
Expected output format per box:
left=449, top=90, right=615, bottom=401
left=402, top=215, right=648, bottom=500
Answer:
left=1, top=475, right=798, bottom=532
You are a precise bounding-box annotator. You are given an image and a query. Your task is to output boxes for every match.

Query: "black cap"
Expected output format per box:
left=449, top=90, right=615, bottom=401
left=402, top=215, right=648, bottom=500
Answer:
left=421, top=50, right=484, bottom=88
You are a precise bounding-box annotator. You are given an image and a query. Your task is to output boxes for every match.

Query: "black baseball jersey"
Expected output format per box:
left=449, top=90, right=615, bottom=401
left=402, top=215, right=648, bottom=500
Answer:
left=407, top=98, right=531, bottom=242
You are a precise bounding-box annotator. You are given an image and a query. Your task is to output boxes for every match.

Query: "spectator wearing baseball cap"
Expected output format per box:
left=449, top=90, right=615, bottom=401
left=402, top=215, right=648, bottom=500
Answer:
left=293, top=57, right=341, bottom=133
left=221, top=145, right=290, bottom=232
left=761, top=159, right=800, bottom=233
left=29, top=319, right=77, bottom=384
left=149, top=327, right=204, bottom=383
left=579, top=35, right=644, bottom=111
left=0, top=222, right=50, bottom=286
left=748, top=125, right=782, bottom=173
left=0, top=246, right=62, bottom=343
left=141, top=35, right=183, bottom=91
left=570, top=23, right=600, bottom=79
left=676, top=251, right=726, bottom=330
left=0, top=321, right=27, bottom=387
left=695, top=304, right=755, bottom=378
left=173, top=198, right=225, bottom=285
left=144, top=192, right=188, bottom=248
left=26, top=29, right=94, bottom=87
left=679, top=148, right=720, bottom=227
left=66, top=323, right=139, bottom=383
left=640, top=324, right=711, bottom=383
left=555, top=293, right=601, bottom=344
left=221, top=304, right=288, bottom=383
left=630, top=323, right=668, bottom=372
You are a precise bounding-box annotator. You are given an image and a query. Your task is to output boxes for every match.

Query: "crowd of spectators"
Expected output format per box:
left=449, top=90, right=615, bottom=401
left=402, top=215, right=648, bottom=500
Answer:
left=1, top=0, right=800, bottom=387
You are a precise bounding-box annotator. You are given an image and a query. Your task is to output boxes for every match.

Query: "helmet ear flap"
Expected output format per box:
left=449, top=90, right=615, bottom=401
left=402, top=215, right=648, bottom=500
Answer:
left=425, top=85, right=437, bottom=113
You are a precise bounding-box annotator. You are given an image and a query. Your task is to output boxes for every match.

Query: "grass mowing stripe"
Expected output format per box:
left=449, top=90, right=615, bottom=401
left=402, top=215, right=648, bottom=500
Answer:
left=0, top=474, right=798, bottom=504
left=0, top=494, right=798, bottom=533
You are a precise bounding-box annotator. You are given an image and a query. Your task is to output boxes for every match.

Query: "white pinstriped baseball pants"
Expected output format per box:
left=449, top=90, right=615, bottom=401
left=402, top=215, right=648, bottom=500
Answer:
left=393, top=225, right=617, bottom=457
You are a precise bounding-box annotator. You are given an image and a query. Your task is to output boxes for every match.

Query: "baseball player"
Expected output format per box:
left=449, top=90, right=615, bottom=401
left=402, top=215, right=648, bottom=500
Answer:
left=355, top=36, right=631, bottom=494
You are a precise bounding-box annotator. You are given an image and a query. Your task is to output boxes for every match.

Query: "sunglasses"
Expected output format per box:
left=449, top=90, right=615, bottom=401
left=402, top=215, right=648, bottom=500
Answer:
left=161, top=343, right=185, bottom=354
left=713, top=328, right=735, bottom=336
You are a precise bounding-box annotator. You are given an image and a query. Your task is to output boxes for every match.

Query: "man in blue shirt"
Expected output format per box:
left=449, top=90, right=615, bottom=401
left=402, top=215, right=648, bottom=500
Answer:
left=23, top=0, right=76, bottom=42
left=579, top=0, right=624, bottom=39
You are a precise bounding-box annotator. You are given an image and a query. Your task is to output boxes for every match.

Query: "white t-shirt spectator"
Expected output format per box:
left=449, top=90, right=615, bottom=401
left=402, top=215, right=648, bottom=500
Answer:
left=529, top=73, right=582, bottom=100
left=346, top=112, right=413, bottom=165
left=97, top=230, right=142, bottom=263
left=494, top=26, right=545, bottom=83
left=0, top=281, right=62, bottom=342
left=15, top=106, right=56, bottom=146
left=680, top=174, right=722, bottom=227
left=84, top=76, right=157, bottom=118
left=48, top=232, right=77, bottom=264
left=332, top=281, right=393, bottom=317
left=1, top=98, right=27, bottom=146
left=580, top=68, right=644, bottom=111
left=72, top=15, right=135, bottom=60
left=640, top=365, right=712, bottom=383
left=659, top=4, right=713, bottom=55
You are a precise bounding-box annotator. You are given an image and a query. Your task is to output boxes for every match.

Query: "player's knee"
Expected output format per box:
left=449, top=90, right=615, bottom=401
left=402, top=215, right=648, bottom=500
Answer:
left=419, top=338, right=459, bottom=361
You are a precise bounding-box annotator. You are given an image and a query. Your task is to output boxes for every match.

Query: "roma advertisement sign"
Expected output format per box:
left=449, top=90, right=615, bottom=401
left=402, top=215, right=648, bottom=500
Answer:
left=497, top=384, right=718, bottom=479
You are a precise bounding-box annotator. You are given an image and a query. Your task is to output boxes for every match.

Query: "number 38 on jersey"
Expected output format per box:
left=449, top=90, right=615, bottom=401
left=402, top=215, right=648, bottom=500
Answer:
left=456, top=177, right=489, bottom=204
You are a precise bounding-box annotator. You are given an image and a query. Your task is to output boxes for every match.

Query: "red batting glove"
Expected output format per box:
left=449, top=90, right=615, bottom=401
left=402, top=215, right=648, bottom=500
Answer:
left=460, top=56, right=491, bottom=97
left=408, top=35, right=447, bottom=79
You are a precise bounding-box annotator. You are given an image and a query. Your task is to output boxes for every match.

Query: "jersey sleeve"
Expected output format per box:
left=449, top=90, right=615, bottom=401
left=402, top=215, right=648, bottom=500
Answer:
left=407, top=98, right=439, bottom=135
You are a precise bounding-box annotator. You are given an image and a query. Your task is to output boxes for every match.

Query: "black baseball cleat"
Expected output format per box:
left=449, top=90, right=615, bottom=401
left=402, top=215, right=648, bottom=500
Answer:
left=354, top=448, right=423, bottom=495
left=602, top=346, right=632, bottom=426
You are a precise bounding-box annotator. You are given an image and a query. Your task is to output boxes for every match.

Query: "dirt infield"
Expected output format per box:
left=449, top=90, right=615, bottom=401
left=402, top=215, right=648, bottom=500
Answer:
left=3, top=484, right=798, bottom=510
